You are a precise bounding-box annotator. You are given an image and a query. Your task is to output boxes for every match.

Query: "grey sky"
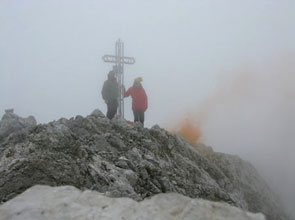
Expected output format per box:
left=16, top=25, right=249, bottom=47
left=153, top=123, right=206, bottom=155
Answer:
left=1, top=0, right=295, bottom=217
left=1, top=0, right=294, bottom=125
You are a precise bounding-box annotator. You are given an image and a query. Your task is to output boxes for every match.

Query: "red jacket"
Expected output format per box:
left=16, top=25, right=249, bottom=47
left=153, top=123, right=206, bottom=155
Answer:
left=124, top=86, right=148, bottom=111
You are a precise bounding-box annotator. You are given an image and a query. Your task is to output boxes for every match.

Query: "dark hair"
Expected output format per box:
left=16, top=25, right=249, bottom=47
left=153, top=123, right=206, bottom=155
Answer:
left=108, top=71, right=115, bottom=76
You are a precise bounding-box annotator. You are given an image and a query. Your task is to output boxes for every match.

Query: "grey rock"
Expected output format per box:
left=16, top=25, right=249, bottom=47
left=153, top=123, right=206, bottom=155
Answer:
left=4, top=109, right=14, bottom=114
left=0, top=185, right=265, bottom=220
left=91, top=109, right=105, bottom=118
left=0, top=110, right=37, bottom=141
left=0, top=110, right=291, bottom=220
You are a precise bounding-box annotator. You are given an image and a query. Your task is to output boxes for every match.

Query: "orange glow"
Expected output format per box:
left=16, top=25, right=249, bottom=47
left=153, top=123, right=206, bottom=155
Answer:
left=173, top=118, right=202, bottom=145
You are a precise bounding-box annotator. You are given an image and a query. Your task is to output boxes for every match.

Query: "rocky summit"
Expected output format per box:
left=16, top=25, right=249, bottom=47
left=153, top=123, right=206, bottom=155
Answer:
left=0, top=109, right=290, bottom=220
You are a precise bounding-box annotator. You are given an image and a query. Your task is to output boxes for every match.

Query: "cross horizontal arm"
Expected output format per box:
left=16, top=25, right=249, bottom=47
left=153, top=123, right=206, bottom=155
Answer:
left=102, top=55, right=135, bottom=65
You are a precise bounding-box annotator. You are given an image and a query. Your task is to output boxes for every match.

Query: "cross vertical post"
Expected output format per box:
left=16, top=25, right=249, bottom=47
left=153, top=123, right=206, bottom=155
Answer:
left=102, top=39, right=135, bottom=118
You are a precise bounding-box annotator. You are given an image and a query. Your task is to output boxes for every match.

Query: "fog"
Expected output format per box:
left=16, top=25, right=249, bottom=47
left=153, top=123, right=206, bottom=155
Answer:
left=1, top=0, right=294, bottom=217
left=170, top=57, right=295, bottom=216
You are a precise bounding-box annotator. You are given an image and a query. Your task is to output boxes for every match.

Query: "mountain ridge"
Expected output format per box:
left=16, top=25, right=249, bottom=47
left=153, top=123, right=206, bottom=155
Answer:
left=0, top=109, right=290, bottom=220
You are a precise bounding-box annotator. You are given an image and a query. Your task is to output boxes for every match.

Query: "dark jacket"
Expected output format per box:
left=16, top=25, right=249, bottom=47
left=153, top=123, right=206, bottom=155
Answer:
left=101, top=78, right=119, bottom=101
left=124, top=83, right=148, bottom=111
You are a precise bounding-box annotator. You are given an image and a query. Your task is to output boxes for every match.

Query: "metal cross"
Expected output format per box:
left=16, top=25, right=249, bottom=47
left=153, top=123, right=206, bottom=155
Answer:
left=102, top=39, right=135, bottom=118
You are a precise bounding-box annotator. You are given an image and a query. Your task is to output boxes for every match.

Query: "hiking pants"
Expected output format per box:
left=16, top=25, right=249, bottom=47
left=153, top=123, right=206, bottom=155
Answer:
left=107, top=99, right=118, bottom=119
left=133, top=109, right=144, bottom=125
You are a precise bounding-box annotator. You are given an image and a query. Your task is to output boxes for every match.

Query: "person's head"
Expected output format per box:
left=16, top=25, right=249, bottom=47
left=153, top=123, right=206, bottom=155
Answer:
left=108, top=71, right=116, bottom=80
left=133, top=77, right=143, bottom=89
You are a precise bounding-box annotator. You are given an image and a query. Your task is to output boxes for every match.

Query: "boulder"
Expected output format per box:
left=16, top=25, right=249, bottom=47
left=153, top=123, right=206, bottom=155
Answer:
left=0, top=185, right=265, bottom=220
left=0, top=109, right=37, bottom=140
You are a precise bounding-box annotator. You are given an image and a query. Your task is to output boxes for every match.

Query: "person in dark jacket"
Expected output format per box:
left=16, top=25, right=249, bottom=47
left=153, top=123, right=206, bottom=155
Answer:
left=124, top=77, right=148, bottom=126
left=101, top=71, right=119, bottom=119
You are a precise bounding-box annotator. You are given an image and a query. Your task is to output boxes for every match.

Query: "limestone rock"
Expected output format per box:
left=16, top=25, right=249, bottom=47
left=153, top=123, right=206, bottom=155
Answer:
left=0, top=185, right=265, bottom=220
left=0, top=110, right=290, bottom=220
left=0, top=110, right=37, bottom=141
left=91, top=109, right=105, bottom=118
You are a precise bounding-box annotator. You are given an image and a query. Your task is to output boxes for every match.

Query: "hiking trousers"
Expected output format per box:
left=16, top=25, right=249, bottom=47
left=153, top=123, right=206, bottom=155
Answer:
left=133, top=109, right=144, bottom=126
left=106, top=99, right=118, bottom=119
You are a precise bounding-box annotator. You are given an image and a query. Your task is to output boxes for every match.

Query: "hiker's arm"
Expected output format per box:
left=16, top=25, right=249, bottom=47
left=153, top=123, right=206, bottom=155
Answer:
left=101, top=82, right=107, bottom=100
left=124, top=87, right=132, bottom=97
left=143, top=89, right=148, bottom=111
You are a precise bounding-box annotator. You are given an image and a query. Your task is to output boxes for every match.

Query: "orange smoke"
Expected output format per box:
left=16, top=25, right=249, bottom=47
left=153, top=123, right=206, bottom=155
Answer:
left=172, top=118, right=202, bottom=145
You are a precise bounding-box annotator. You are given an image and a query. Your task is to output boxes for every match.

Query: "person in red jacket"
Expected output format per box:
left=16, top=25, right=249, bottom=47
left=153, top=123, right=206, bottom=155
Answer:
left=124, top=77, right=148, bottom=126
